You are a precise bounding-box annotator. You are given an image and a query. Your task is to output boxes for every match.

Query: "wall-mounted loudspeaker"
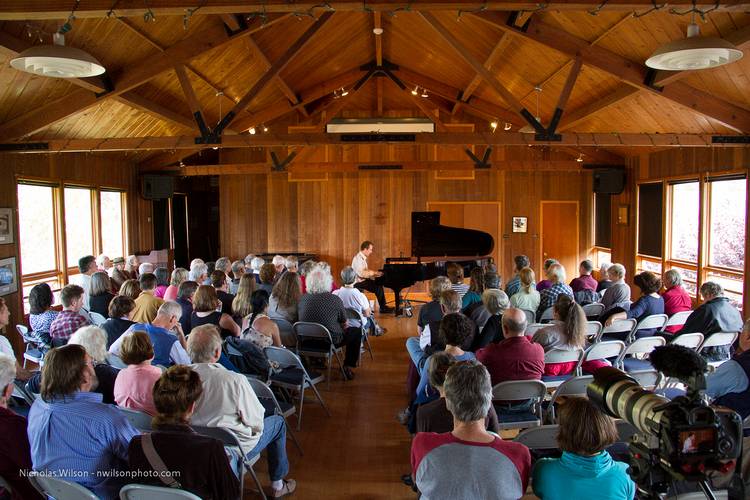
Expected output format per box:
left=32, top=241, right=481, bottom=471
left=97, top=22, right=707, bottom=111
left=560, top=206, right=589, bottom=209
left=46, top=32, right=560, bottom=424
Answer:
left=593, top=169, right=626, bottom=194
left=141, top=175, right=174, bottom=200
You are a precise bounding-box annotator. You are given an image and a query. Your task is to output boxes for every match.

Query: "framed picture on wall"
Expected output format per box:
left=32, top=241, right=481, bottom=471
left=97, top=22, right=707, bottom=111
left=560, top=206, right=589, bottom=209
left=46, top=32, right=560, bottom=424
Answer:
left=0, top=257, right=17, bottom=296
left=0, top=208, right=13, bottom=244
left=512, top=216, right=528, bottom=233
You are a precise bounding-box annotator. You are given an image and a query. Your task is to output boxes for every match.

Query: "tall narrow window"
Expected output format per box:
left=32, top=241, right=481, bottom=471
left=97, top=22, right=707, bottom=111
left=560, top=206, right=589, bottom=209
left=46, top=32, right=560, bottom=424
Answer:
left=100, top=190, right=125, bottom=258
left=669, top=181, right=700, bottom=263
left=17, top=184, right=57, bottom=275
left=64, top=187, right=95, bottom=268
left=637, top=183, right=663, bottom=257
left=594, top=193, right=611, bottom=249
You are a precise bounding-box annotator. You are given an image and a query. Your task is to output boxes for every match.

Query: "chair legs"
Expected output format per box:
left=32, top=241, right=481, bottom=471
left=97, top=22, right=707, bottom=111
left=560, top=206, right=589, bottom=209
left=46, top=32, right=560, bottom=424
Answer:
left=246, top=462, right=268, bottom=500
left=310, top=381, right=331, bottom=417
left=283, top=417, right=303, bottom=455
left=297, top=386, right=305, bottom=432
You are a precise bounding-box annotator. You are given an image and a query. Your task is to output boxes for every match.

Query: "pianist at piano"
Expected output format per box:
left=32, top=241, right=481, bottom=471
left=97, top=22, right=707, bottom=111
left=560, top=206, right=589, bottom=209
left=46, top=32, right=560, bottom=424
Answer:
left=352, top=240, right=394, bottom=314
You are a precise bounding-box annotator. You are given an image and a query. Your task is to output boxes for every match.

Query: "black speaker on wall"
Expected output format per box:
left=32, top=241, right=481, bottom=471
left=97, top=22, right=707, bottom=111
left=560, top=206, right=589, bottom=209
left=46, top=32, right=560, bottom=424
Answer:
left=141, top=175, right=174, bottom=200
left=593, top=168, right=626, bottom=194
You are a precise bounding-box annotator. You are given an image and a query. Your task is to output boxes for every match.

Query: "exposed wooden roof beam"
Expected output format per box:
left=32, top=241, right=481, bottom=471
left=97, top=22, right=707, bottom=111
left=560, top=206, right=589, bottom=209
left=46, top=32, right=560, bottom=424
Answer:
left=558, top=84, right=639, bottom=131
left=452, top=32, right=512, bottom=115
left=112, top=92, right=196, bottom=130
left=174, top=64, right=210, bottom=135
left=548, top=56, right=582, bottom=134
left=245, top=36, right=303, bottom=109
left=4, top=132, right=743, bottom=153
left=0, top=13, right=287, bottom=141
left=473, top=12, right=750, bottom=133
left=3, top=1, right=748, bottom=19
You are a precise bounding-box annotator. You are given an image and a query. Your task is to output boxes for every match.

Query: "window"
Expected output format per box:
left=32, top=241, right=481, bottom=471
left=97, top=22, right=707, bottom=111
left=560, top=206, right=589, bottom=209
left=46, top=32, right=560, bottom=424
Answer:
left=100, top=191, right=126, bottom=259
left=707, top=178, right=745, bottom=270
left=637, top=183, right=663, bottom=257
left=594, top=193, right=611, bottom=249
left=17, top=184, right=57, bottom=275
left=64, top=187, right=95, bottom=269
left=669, top=181, right=700, bottom=263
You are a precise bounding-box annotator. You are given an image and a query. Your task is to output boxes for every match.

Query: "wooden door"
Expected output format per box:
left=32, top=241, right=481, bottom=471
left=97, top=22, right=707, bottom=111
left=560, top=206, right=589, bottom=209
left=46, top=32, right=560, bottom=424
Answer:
left=540, top=201, right=579, bottom=281
left=427, top=202, right=501, bottom=268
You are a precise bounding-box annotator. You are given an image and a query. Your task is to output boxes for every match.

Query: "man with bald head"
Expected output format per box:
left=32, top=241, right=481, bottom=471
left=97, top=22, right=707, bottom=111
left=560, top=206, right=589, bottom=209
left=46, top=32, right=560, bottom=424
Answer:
left=475, top=308, right=545, bottom=385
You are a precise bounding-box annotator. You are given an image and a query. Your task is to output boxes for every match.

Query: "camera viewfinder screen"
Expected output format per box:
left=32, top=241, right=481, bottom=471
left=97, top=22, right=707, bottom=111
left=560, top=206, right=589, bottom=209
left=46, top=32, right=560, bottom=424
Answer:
left=678, top=428, right=716, bottom=455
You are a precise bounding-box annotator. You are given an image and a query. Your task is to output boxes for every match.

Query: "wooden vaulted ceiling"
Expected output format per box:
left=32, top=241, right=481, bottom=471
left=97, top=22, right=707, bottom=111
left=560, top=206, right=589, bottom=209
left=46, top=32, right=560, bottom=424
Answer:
left=0, top=2, right=749, bottom=164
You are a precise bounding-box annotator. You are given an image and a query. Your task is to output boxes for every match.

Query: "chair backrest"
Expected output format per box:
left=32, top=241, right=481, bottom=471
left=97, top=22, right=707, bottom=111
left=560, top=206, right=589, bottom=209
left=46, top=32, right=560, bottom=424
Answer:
left=539, top=307, right=554, bottom=322
left=29, top=475, right=98, bottom=500
left=582, top=303, right=605, bottom=317
left=585, top=321, right=603, bottom=340
left=514, top=425, right=559, bottom=449
left=524, top=323, right=546, bottom=337
left=699, top=331, right=738, bottom=351
left=635, top=314, right=668, bottom=332
left=293, top=322, right=333, bottom=343
left=628, top=369, right=659, bottom=390
left=662, top=310, right=692, bottom=331
left=550, top=375, right=594, bottom=399
left=670, top=332, right=704, bottom=350
left=15, top=324, right=30, bottom=342
left=544, top=349, right=583, bottom=365
left=107, top=353, right=128, bottom=369
left=491, top=379, right=547, bottom=402
left=264, top=346, right=304, bottom=371
left=246, top=376, right=275, bottom=401
left=89, top=311, right=107, bottom=326
left=623, top=336, right=666, bottom=357
left=583, top=340, right=625, bottom=363
left=120, top=484, right=202, bottom=500
left=191, top=425, right=242, bottom=448
left=117, top=407, right=152, bottom=431
left=598, top=318, right=637, bottom=342
left=521, top=309, right=535, bottom=325
left=271, top=318, right=296, bottom=347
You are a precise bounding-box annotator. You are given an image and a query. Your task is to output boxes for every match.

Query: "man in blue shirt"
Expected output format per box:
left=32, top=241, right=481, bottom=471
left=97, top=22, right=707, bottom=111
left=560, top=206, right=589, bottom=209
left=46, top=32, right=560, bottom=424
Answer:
left=27, top=344, right=139, bottom=499
left=706, top=319, right=750, bottom=419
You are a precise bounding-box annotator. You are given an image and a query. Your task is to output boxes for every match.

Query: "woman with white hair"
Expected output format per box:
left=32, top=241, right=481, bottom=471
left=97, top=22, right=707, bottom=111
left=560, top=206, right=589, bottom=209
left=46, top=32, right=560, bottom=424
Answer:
left=596, top=262, right=613, bottom=293
left=600, top=263, right=631, bottom=313
left=298, top=267, right=362, bottom=380
left=661, top=269, right=692, bottom=334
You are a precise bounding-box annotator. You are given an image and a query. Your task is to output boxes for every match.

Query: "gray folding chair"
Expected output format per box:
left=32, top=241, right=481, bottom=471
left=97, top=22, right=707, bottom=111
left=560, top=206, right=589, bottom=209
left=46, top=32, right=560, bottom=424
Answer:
left=117, top=406, right=152, bottom=431
left=12, top=380, right=35, bottom=407
left=246, top=376, right=303, bottom=455
left=119, top=484, right=202, bottom=499
left=585, top=321, right=603, bottom=341
left=539, top=307, right=555, bottom=323
left=616, top=336, right=665, bottom=372
left=29, top=475, right=98, bottom=500
left=542, top=349, right=584, bottom=388
left=514, top=424, right=559, bottom=449
left=270, top=317, right=296, bottom=348
left=670, top=332, right=704, bottom=351
left=545, top=375, right=594, bottom=423
left=16, top=324, right=44, bottom=369
left=192, top=425, right=265, bottom=500
left=598, top=318, right=637, bottom=343
left=660, top=310, right=692, bottom=332
left=629, top=314, right=669, bottom=343
left=89, top=311, right=107, bottom=326
left=521, top=309, right=536, bottom=325
left=582, top=303, right=605, bottom=318
left=628, top=369, right=660, bottom=390
left=108, top=353, right=128, bottom=369
left=525, top=323, right=547, bottom=337
left=264, top=346, right=331, bottom=431
left=344, top=307, right=373, bottom=363
left=491, top=379, right=547, bottom=430
left=293, top=321, right=346, bottom=386
left=577, top=341, right=625, bottom=375
left=699, top=331, right=739, bottom=367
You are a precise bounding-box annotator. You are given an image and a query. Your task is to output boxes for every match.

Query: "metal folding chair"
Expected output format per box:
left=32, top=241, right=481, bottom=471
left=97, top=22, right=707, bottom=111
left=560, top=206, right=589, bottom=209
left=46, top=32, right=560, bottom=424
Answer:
left=628, top=369, right=660, bottom=390
left=29, top=475, right=98, bottom=500
left=117, top=406, right=152, bottom=431
left=491, top=379, right=547, bottom=430
left=119, top=483, right=202, bottom=499
left=521, top=309, right=536, bottom=325
left=344, top=307, right=373, bottom=363
left=246, top=376, right=303, bottom=455
left=585, top=321, right=603, bottom=341
left=514, top=424, right=560, bottom=449
left=264, top=346, right=331, bottom=431
left=270, top=317, right=296, bottom=348
left=89, top=311, right=107, bottom=326
left=616, top=336, right=665, bottom=372
left=598, top=318, right=637, bottom=343
left=670, top=332, right=704, bottom=350
left=699, top=331, right=739, bottom=367
left=577, top=341, right=625, bottom=376
left=539, top=307, right=555, bottom=323
left=629, top=314, right=669, bottom=343
left=525, top=323, right=547, bottom=337
left=542, top=349, right=584, bottom=388
left=16, top=324, right=44, bottom=369
left=660, top=310, right=692, bottom=332
left=545, top=375, right=594, bottom=423
left=293, top=322, right=346, bottom=386
left=582, top=303, right=605, bottom=319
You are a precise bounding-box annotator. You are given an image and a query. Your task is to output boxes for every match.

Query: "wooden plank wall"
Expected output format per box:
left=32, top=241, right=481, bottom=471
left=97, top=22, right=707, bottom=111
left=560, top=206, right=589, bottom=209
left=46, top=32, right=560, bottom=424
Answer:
left=219, top=166, right=594, bottom=286
left=0, top=153, right=147, bottom=356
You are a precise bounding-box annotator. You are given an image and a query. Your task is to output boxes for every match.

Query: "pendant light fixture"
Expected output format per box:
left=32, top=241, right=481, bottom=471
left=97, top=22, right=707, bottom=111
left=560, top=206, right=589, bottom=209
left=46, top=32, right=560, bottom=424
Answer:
left=11, top=32, right=105, bottom=78
left=519, top=86, right=542, bottom=134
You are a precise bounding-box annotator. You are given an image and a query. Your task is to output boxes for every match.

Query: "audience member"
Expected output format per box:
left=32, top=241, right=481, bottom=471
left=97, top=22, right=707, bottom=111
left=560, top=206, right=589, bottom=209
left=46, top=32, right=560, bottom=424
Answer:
left=89, top=271, right=115, bottom=318
left=230, top=260, right=245, bottom=294
left=259, top=263, right=276, bottom=295
left=191, top=285, right=240, bottom=339
left=661, top=269, right=692, bottom=334
left=677, top=281, right=743, bottom=361
left=189, top=258, right=205, bottom=270
left=138, top=262, right=155, bottom=277
left=0, top=298, right=31, bottom=381
left=299, top=259, right=316, bottom=293
left=176, top=280, right=199, bottom=335
left=605, top=272, right=665, bottom=338
left=537, top=263, right=574, bottom=320
left=285, top=255, right=298, bottom=273
left=411, top=361, right=531, bottom=499
left=416, top=314, right=476, bottom=404
left=706, top=320, right=750, bottom=419
left=28, top=344, right=138, bottom=499
left=163, top=267, right=188, bottom=302
left=471, top=289, right=510, bottom=350
left=416, top=352, right=500, bottom=434
left=131, top=273, right=165, bottom=323
left=71, top=255, right=97, bottom=309
left=0, top=354, right=41, bottom=499
left=127, top=365, right=240, bottom=499
left=100, top=296, right=136, bottom=347
left=118, top=278, right=141, bottom=301
left=570, top=259, right=597, bottom=293
left=125, top=255, right=140, bottom=278
left=272, top=254, right=287, bottom=283
left=510, top=267, right=540, bottom=314
left=466, top=272, right=501, bottom=327
left=214, top=257, right=231, bottom=280
left=446, top=262, right=469, bottom=300
left=242, top=290, right=282, bottom=348
left=211, top=270, right=235, bottom=315
left=333, top=266, right=379, bottom=334
left=298, top=267, right=362, bottom=380
left=28, top=283, right=57, bottom=349
left=419, top=276, right=451, bottom=335
left=114, top=330, right=161, bottom=415
left=596, top=262, right=613, bottom=293
left=505, top=255, right=530, bottom=298
left=532, top=397, right=635, bottom=500
left=153, top=267, right=170, bottom=299
left=536, top=258, right=559, bottom=293
left=461, top=267, right=485, bottom=310
left=270, top=271, right=301, bottom=324
left=187, top=325, right=296, bottom=497
left=109, top=301, right=190, bottom=367
left=600, top=263, right=631, bottom=312
left=188, top=262, right=208, bottom=284
left=476, top=308, right=544, bottom=385
left=250, top=256, right=265, bottom=284
left=110, top=257, right=129, bottom=288
left=231, top=274, right=255, bottom=323
left=96, top=254, right=112, bottom=273
left=49, top=284, right=90, bottom=346
left=414, top=291, right=463, bottom=363
left=67, top=326, right=119, bottom=404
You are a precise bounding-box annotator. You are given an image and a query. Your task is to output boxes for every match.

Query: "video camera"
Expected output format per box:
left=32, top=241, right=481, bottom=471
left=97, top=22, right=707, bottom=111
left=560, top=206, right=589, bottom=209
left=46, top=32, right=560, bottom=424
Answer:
left=587, top=344, right=743, bottom=499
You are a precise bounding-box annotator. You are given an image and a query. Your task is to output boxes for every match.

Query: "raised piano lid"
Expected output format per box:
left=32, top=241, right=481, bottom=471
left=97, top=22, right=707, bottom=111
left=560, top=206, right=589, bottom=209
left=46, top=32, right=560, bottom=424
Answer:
left=411, top=211, right=494, bottom=258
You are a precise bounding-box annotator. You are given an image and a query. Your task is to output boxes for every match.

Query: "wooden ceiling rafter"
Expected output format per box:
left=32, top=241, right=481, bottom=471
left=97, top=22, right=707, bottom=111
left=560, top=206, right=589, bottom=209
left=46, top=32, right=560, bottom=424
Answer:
left=3, top=1, right=748, bottom=19
left=548, top=55, right=583, bottom=135
left=374, top=12, right=384, bottom=115
left=174, top=64, right=210, bottom=135
left=472, top=11, right=750, bottom=133
left=244, top=36, right=305, bottom=111
left=451, top=32, right=512, bottom=115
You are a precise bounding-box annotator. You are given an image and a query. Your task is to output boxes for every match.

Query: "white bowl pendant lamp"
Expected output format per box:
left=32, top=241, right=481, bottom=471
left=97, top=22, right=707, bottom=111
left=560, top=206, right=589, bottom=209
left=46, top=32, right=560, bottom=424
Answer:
left=11, top=32, right=105, bottom=78
left=645, top=21, right=743, bottom=71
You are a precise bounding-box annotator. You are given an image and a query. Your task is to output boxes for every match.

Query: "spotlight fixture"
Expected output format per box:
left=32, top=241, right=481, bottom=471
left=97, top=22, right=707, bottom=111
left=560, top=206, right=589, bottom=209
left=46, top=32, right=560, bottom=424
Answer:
left=411, top=85, right=419, bottom=96
left=373, top=27, right=384, bottom=35
left=212, top=146, right=219, bottom=150
left=504, top=122, right=512, bottom=131
left=11, top=32, right=105, bottom=78
left=262, top=124, right=269, bottom=133
left=576, top=153, right=584, bottom=163
left=645, top=21, right=743, bottom=70
left=248, top=127, right=257, bottom=135
left=340, top=87, right=349, bottom=97
left=490, top=121, right=498, bottom=132
left=421, top=89, right=429, bottom=98
left=179, top=161, right=185, bottom=168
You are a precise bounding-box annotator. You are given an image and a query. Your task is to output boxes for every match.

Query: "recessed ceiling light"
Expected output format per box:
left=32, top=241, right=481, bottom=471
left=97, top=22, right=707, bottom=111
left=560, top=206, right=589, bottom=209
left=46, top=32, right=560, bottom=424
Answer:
left=373, top=27, right=384, bottom=35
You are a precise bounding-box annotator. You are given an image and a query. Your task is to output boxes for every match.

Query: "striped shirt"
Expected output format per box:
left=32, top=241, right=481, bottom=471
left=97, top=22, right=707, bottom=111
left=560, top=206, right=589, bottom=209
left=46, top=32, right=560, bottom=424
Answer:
left=27, top=391, right=139, bottom=499
left=537, top=282, right=574, bottom=320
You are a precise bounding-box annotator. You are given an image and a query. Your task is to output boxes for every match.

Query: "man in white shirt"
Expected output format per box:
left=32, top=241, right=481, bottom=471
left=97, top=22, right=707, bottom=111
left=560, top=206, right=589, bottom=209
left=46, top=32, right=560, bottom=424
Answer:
left=187, top=325, right=296, bottom=497
left=334, top=267, right=386, bottom=336
left=71, top=255, right=97, bottom=309
left=352, top=240, right=393, bottom=314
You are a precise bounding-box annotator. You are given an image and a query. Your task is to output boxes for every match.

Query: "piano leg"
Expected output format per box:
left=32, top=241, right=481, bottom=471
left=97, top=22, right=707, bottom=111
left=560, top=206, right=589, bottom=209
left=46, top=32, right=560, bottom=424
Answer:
left=393, top=287, right=404, bottom=316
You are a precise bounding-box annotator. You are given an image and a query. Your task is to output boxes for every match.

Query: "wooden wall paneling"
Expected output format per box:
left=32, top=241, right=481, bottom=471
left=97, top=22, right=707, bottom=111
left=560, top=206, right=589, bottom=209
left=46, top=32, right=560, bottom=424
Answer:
left=540, top=201, right=580, bottom=280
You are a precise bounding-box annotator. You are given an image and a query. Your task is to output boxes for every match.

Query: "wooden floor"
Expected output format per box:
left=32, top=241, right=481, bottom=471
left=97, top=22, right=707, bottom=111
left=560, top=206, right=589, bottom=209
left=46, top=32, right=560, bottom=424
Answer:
left=248, top=311, right=417, bottom=499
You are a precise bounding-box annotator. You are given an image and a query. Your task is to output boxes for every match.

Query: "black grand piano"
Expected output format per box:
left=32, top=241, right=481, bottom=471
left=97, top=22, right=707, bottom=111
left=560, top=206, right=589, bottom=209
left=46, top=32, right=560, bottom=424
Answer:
left=378, top=212, right=495, bottom=316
